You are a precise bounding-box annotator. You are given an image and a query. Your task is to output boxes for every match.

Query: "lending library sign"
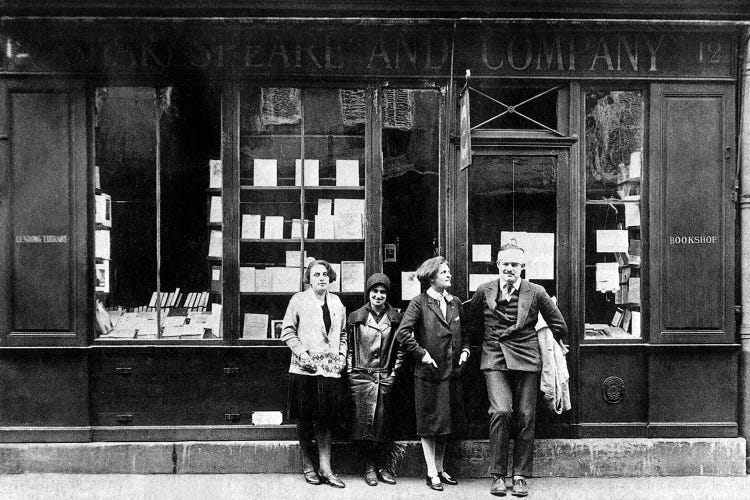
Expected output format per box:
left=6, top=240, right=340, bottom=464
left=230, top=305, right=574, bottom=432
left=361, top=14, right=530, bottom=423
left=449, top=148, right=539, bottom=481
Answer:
left=0, top=21, right=736, bottom=80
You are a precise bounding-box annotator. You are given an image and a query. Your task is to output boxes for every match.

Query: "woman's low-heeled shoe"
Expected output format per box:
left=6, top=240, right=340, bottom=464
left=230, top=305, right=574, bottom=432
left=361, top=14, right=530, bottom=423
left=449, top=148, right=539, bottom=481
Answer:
left=319, top=472, right=346, bottom=488
left=426, top=475, right=444, bottom=491
left=302, top=469, right=321, bottom=485
left=438, top=471, right=458, bottom=485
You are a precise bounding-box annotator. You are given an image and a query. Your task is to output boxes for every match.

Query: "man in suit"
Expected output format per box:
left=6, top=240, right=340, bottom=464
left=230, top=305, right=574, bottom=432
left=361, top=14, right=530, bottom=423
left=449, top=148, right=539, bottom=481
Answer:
left=466, top=243, right=567, bottom=497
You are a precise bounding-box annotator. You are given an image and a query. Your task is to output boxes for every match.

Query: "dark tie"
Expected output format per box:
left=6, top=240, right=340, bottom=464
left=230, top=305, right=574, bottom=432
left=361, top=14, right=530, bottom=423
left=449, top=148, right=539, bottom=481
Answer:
left=506, top=284, right=514, bottom=300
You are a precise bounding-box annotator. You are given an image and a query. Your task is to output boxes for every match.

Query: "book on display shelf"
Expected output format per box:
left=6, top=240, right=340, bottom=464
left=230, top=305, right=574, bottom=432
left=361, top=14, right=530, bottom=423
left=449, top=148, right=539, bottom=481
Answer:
left=242, top=214, right=262, bottom=239
left=209, top=160, right=222, bottom=189
left=263, top=216, right=284, bottom=239
left=253, top=159, right=278, bottom=187
left=335, top=159, right=360, bottom=186
left=295, top=159, right=320, bottom=187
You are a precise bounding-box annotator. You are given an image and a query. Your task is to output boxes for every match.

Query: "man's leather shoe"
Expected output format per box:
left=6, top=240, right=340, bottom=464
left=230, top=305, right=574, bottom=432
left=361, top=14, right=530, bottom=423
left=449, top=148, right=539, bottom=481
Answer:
left=511, top=477, right=529, bottom=497
left=302, top=469, right=321, bottom=485
left=378, top=469, right=397, bottom=484
left=490, top=476, right=507, bottom=496
left=438, top=471, right=458, bottom=485
left=425, top=475, right=443, bottom=491
left=319, top=472, right=345, bottom=488
left=364, top=468, right=378, bottom=486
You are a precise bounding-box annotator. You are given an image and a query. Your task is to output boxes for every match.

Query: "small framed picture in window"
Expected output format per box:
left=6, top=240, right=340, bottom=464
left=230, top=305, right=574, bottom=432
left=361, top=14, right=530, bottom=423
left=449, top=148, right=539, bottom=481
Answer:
left=384, top=243, right=397, bottom=263
left=271, top=320, right=284, bottom=339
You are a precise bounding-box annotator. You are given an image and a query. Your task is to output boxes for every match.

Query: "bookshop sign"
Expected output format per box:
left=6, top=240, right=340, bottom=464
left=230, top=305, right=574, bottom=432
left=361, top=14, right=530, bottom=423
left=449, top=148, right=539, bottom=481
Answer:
left=0, top=21, right=736, bottom=80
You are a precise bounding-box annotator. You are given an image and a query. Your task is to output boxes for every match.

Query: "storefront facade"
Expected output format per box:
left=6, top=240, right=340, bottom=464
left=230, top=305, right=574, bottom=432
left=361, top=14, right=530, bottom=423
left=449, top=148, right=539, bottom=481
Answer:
left=0, top=3, right=747, bottom=460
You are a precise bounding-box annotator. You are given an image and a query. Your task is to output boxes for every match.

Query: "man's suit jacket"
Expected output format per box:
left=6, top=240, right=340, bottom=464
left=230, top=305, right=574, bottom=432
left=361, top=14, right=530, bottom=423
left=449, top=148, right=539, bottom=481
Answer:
left=395, top=292, right=469, bottom=381
left=467, top=279, right=567, bottom=372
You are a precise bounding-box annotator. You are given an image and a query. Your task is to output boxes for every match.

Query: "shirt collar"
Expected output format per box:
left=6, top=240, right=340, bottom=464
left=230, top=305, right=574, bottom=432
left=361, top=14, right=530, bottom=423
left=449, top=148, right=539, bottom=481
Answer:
left=500, top=278, right=522, bottom=292
left=426, top=287, right=447, bottom=301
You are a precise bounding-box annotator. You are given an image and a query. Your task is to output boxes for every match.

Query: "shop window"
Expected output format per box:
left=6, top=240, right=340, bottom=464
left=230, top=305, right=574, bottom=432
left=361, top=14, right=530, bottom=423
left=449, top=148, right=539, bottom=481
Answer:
left=94, top=86, right=222, bottom=341
left=239, top=87, right=366, bottom=342
left=584, top=90, right=645, bottom=340
left=382, top=89, right=441, bottom=307
left=467, top=153, right=558, bottom=298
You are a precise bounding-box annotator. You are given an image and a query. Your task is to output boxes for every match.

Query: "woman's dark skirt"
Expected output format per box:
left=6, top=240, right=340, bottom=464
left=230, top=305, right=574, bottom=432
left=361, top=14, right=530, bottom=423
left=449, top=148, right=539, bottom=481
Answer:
left=287, top=373, right=347, bottom=426
left=414, top=377, right=452, bottom=436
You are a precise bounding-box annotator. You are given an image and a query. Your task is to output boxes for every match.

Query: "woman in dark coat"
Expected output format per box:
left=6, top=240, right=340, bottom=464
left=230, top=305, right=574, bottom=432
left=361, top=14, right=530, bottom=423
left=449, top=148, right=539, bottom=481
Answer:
left=346, top=272, right=405, bottom=486
left=395, top=256, right=470, bottom=491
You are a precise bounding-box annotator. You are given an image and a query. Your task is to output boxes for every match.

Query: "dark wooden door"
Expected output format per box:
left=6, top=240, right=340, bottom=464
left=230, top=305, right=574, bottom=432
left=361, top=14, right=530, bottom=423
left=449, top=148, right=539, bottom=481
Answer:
left=0, top=79, right=88, bottom=346
left=648, top=83, right=735, bottom=344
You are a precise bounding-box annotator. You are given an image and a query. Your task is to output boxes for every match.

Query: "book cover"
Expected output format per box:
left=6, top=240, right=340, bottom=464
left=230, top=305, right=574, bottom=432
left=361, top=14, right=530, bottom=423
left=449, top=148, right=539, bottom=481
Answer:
left=402, top=271, right=421, bottom=300
left=317, top=198, right=333, bottom=215
left=208, top=230, right=223, bottom=258
left=210, top=266, right=222, bottom=293
left=209, top=196, right=222, bottom=223
left=241, top=214, right=262, bottom=239
left=94, top=165, right=101, bottom=191
left=263, top=216, right=284, bottom=239
left=622, top=309, right=633, bottom=333
left=271, top=267, right=301, bottom=292
left=253, top=159, right=278, bottom=186
left=290, top=218, right=310, bottom=239
left=95, top=193, right=112, bottom=227
left=335, top=159, right=360, bottom=186
left=242, top=313, right=269, bottom=339
left=95, top=229, right=111, bottom=260
left=627, top=277, right=641, bottom=305
left=334, top=213, right=363, bottom=239
left=95, top=260, right=110, bottom=293
left=334, top=198, right=365, bottom=215
left=630, top=311, right=642, bottom=337
left=341, top=261, right=365, bottom=292
left=314, top=214, right=335, bottom=239
left=285, top=250, right=307, bottom=268
left=255, top=269, right=273, bottom=292
left=295, top=159, right=320, bottom=187
left=209, top=159, right=222, bottom=189
left=240, top=267, right=256, bottom=293
left=610, top=307, right=624, bottom=327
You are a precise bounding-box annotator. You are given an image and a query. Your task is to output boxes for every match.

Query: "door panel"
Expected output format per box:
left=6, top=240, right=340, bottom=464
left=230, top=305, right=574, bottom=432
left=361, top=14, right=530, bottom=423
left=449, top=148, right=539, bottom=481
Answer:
left=0, top=79, right=88, bottom=345
left=649, top=83, right=735, bottom=343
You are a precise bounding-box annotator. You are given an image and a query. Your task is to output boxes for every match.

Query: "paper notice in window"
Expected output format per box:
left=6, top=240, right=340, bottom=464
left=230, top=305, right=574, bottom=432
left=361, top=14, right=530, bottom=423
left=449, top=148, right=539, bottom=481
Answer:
left=341, top=261, right=365, bottom=292
left=469, top=274, right=497, bottom=292
left=500, top=231, right=555, bottom=280
left=209, top=196, right=222, bottom=223
left=472, top=244, right=492, bottom=262
left=242, top=313, right=268, bottom=339
left=263, top=216, right=284, bottom=240
left=253, top=159, right=278, bottom=187
left=595, top=262, right=620, bottom=293
left=596, top=230, right=629, bottom=253
left=335, top=160, right=360, bottom=186
left=317, top=198, right=333, bottom=215
left=401, top=271, right=420, bottom=301
left=241, top=214, right=261, bottom=239
left=623, top=196, right=641, bottom=227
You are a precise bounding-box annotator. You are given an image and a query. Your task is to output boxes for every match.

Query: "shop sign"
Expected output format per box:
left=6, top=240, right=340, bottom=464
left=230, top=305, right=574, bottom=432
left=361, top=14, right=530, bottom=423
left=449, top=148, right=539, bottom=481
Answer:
left=0, top=22, right=736, bottom=80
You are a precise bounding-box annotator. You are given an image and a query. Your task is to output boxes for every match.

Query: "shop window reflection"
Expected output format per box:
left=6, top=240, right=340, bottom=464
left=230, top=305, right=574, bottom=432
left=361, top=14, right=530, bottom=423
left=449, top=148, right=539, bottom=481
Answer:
left=94, top=86, right=222, bottom=341
left=467, top=155, right=558, bottom=298
left=584, top=90, right=644, bottom=340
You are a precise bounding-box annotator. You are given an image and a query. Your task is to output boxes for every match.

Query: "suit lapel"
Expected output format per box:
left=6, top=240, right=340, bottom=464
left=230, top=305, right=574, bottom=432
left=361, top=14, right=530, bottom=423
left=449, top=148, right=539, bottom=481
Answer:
left=426, top=297, right=449, bottom=327
left=484, top=279, right=500, bottom=312
left=515, top=280, right=532, bottom=329
left=445, top=298, right=457, bottom=325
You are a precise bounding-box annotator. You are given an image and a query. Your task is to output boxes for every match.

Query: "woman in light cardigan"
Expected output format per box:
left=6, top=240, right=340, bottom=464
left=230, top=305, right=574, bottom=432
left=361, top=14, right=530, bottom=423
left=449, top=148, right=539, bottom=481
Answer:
left=280, top=260, right=348, bottom=488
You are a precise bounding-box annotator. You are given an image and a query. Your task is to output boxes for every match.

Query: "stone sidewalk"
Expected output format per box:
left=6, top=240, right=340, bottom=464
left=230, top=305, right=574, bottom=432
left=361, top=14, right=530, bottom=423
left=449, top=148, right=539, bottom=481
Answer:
left=0, top=474, right=749, bottom=500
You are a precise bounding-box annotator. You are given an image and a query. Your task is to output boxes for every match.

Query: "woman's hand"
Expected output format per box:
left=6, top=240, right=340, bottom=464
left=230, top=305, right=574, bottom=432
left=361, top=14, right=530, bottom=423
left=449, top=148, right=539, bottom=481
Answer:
left=459, top=350, right=469, bottom=366
left=299, top=352, right=317, bottom=373
left=421, top=351, right=438, bottom=368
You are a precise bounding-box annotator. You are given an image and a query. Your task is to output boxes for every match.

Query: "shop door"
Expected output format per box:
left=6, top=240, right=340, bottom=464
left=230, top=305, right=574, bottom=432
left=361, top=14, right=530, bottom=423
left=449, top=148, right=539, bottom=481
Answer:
left=459, top=142, right=574, bottom=438
left=0, top=78, right=88, bottom=346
